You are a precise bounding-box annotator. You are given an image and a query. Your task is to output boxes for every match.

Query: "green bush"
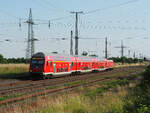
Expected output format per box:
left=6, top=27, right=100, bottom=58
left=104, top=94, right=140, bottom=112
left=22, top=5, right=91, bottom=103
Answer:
left=123, top=65, right=150, bottom=113
left=137, top=105, right=150, bottom=113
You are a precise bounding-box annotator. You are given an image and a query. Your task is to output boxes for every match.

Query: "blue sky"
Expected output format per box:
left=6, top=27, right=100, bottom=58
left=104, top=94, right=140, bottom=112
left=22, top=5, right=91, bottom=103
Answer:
left=0, top=0, right=149, bottom=58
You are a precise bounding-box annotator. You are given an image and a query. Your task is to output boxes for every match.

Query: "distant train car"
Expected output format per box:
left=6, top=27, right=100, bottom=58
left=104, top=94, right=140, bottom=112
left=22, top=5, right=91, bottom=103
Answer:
left=29, top=52, right=114, bottom=79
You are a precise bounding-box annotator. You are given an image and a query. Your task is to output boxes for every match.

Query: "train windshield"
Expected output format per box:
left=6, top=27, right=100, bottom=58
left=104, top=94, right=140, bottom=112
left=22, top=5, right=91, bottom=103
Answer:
left=31, top=59, right=44, bottom=68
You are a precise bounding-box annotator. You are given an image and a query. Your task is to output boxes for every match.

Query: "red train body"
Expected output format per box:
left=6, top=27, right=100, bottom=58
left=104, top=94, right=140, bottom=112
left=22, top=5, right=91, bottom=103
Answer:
left=29, top=52, right=114, bottom=77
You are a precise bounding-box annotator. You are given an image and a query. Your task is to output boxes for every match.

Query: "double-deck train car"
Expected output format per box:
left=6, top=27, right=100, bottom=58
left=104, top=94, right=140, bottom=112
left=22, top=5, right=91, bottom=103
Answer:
left=29, top=52, right=114, bottom=78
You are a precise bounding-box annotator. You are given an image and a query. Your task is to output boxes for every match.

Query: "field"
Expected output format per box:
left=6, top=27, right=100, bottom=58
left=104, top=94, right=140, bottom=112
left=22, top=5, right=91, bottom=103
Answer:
left=0, top=64, right=29, bottom=74
left=0, top=63, right=149, bottom=113
left=0, top=64, right=29, bottom=79
left=2, top=71, right=148, bottom=113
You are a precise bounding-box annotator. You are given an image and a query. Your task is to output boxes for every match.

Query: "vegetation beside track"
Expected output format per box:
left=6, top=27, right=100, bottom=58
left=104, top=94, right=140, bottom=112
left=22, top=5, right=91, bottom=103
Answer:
left=0, top=66, right=148, bottom=113
left=0, top=67, right=143, bottom=103
left=0, top=64, right=29, bottom=78
left=123, top=65, right=150, bottom=113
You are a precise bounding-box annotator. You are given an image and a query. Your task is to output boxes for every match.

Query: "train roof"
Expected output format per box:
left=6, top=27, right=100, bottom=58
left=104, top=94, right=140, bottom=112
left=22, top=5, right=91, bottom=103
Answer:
left=32, top=52, right=73, bottom=61
left=32, top=52, right=71, bottom=58
left=32, top=52, right=106, bottom=61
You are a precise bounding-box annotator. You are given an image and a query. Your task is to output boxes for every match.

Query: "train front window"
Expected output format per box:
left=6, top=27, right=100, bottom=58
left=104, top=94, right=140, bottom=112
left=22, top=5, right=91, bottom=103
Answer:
left=31, top=59, right=44, bottom=68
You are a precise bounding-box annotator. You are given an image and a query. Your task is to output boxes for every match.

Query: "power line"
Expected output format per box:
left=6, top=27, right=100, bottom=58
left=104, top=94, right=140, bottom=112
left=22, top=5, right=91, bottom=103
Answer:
left=40, top=0, right=70, bottom=12
left=78, top=37, right=104, bottom=40
left=0, top=9, right=20, bottom=19
left=84, top=0, right=139, bottom=14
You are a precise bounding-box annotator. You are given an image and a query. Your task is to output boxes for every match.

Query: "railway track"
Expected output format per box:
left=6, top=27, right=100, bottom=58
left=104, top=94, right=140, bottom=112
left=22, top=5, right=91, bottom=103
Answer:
left=0, top=66, right=139, bottom=88
left=0, top=66, right=145, bottom=106
left=0, top=66, right=138, bottom=95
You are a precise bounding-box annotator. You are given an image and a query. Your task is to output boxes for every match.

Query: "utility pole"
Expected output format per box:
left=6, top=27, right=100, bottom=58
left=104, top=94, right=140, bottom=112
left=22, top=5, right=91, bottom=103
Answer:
left=26, top=8, right=36, bottom=59
left=70, top=11, right=83, bottom=55
left=105, top=37, right=108, bottom=59
left=115, top=40, right=128, bottom=64
left=115, top=40, right=127, bottom=57
left=70, top=30, right=73, bottom=55
left=133, top=51, right=136, bottom=63
left=133, top=51, right=136, bottom=59
left=128, top=50, right=131, bottom=58
left=120, top=40, right=127, bottom=57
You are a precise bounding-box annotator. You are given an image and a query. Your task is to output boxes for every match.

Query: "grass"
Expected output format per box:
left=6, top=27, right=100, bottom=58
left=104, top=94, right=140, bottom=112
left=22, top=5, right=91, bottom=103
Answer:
left=3, top=88, right=126, bottom=113
left=0, top=93, right=25, bottom=101
left=0, top=66, right=141, bottom=103
left=85, top=79, right=129, bottom=98
left=1, top=77, right=135, bottom=113
left=114, top=62, right=149, bottom=68
left=0, top=63, right=148, bottom=113
left=64, top=80, right=87, bottom=87
left=0, top=64, right=29, bottom=74
left=0, top=64, right=29, bottom=78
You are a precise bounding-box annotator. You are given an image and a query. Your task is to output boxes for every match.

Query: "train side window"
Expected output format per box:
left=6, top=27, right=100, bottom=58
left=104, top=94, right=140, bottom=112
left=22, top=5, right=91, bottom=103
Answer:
left=79, top=62, right=81, bottom=66
left=72, top=62, right=73, bottom=66
left=50, top=62, right=52, bottom=66
left=47, top=61, right=48, bottom=66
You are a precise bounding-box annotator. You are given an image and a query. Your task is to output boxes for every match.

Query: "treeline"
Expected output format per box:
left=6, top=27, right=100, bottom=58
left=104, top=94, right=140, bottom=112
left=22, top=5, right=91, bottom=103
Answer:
left=108, top=56, right=146, bottom=63
left=0, top=53, right=148, bottom=64
left=0, top=54, right=29, bottom=64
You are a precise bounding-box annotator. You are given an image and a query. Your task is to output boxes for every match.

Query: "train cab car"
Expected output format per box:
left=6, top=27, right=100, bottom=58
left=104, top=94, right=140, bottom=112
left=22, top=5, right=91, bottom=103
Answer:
left=29, top=52, right=75, bottom=78
left=29, top=52, right=45, bottom=75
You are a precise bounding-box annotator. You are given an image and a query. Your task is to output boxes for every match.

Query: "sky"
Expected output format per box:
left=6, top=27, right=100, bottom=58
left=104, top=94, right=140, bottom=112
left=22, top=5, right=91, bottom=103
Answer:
left=0, top=0, right=149, bottom=58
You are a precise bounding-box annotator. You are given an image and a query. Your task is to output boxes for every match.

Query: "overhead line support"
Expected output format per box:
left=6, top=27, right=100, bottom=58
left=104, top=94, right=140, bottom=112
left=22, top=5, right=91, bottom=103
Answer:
left=70, top=11, right=83, bottom=56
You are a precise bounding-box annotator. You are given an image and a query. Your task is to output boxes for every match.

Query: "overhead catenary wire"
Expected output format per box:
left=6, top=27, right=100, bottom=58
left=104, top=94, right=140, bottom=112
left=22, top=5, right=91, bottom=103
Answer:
left=84, top=0, right=140, bottom=15
left=39, top=0, right=70, bottom=13
left=0, top=0, right=143, bottom=28
left=0, top=0, right=147, bottom=57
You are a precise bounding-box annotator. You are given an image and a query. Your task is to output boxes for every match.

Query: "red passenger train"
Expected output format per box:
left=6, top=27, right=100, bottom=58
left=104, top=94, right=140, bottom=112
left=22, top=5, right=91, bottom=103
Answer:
left=29, top=52, right=114, bottom=78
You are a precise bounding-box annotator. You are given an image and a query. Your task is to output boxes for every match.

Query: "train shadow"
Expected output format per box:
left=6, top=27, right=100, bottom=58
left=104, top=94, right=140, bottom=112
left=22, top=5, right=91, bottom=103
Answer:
left=0, top=69, right=112, bottom=81
left=0, top=72, right=33, bottom=81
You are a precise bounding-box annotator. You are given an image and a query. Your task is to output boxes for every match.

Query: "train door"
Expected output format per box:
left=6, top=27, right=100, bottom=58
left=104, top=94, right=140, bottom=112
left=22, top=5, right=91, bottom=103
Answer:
left=47, top=61, right=50, bottom=72
left=69, top=63, right=71, bottom=72
left=45, top=61, right=49, bottom=73
left=53, top=63, right=56, bottom=73
left=92, top=62, right=95, bottom=69
left=75, top=62, right=77, bottom=71
left=49, top=61, right=53, bottom=72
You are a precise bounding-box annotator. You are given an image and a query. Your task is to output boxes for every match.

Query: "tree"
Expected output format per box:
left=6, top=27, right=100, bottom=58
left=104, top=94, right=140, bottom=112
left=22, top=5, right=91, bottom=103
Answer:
left=89, top=54, right=98, bottom=57
left=52, top=51, right=58, bottom=54
left=0, top=54, right=4, bottom=63
left=82, top=51, right=88, bottom=56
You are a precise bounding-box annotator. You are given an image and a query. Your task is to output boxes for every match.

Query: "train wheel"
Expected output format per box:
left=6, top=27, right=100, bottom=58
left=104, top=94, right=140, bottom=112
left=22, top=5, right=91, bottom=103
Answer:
left=43, top=76, right=46, bottom=80
left=71, top=72, right=74, bottom=76
left=48, top=75, right=53, bottom=79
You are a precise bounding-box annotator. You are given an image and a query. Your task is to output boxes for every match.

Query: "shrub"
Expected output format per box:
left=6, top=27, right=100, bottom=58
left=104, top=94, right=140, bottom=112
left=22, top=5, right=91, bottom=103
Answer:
left=123, top=65, right=150, bottom=113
